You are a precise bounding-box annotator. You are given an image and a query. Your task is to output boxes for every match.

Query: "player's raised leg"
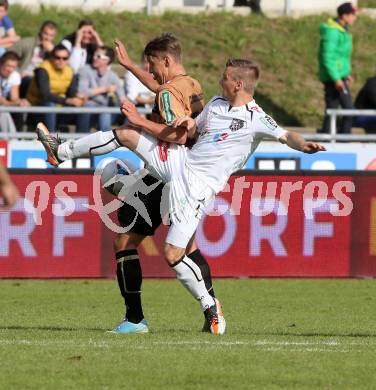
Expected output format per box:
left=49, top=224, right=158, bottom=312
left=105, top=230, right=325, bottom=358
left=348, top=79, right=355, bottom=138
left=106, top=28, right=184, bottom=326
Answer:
left=35, top=122, right=140, bottom=166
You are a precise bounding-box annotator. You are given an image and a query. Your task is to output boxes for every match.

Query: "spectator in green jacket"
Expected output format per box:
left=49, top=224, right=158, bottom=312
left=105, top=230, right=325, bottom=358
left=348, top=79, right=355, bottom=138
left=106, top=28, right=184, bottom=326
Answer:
left=318, top=2, right=357, bottom=134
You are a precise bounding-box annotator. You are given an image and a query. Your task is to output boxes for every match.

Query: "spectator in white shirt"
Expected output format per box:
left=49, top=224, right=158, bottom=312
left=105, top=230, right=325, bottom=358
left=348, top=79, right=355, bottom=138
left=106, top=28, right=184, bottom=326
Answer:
left=61, top=19, right=103, bottom=74
left=0, top=51, right=28, bottom=132
left=77, top=46, right=126, bottom=132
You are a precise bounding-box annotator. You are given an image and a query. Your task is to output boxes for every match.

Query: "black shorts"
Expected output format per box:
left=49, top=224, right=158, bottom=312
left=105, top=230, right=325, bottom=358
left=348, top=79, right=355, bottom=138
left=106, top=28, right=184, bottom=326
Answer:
left=117, top=173, right=164, bottom=236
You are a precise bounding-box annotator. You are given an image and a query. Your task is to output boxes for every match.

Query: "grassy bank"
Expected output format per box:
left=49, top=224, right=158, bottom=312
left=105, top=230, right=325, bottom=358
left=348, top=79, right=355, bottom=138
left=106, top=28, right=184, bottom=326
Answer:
left=9, top=6, right=376, bottom=127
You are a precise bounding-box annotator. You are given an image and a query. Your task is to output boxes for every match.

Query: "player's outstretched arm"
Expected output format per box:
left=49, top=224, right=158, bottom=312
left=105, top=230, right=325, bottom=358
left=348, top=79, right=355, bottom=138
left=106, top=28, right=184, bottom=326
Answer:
left=114, top=39, right=159, bottom=92
left=120, top=101, right=188, bottom=144
left=280, top=131, right=326, bottom=154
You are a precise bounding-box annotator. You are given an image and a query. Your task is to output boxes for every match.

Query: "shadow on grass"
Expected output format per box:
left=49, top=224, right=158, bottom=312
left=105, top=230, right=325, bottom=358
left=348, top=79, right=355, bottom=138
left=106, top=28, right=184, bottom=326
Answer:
left=250, top=331, right=376, bottom=338
left=0, top=325, right=192, bottom=335
left=0, top=325, right=107, bottom=332
left=3, top=326, right=375, bottom=338
left=254, top=91, right=303, bottom=126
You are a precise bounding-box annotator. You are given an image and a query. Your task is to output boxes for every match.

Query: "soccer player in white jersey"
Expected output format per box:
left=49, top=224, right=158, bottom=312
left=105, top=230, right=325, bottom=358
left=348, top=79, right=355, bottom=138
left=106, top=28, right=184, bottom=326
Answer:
left=35, top=58, right=325, bottom=335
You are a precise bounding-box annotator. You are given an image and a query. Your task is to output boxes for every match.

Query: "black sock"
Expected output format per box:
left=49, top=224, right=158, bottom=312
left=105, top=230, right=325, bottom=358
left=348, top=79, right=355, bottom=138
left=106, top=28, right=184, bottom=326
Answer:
left=187, top=249, right=215, bottom=298
left=116, top=249, right=144, bottom=324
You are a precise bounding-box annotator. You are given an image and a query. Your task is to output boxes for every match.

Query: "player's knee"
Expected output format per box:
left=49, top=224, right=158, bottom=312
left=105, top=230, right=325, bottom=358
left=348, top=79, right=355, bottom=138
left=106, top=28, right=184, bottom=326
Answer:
left=164, top=244, right=185, bottom=265
left=114, top=129, right=128, bottom=145
left=113, top=233, right=140, bottom=252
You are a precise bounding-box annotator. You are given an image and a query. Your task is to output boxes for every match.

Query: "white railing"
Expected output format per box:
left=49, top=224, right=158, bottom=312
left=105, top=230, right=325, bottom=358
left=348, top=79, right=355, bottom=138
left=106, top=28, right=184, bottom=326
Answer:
left=1, top=106, right=376, bottom=143
left=0, top=105, right=151, bottom=139
left=0, top=106, right=150, bottom=115
left=2, top=132, right=376, bottom=142
left=326, top=108, right=376, bottom=144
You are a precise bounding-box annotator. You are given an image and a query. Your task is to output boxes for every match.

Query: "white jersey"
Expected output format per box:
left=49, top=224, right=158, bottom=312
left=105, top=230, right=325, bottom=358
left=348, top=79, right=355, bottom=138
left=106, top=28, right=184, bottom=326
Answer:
left=186, top=96, right=288, bottom=193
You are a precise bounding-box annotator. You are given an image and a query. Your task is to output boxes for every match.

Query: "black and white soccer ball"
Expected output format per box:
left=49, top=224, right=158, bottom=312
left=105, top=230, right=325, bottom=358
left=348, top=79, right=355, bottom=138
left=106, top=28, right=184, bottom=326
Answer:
left=100, top=158, right=136, bottom=196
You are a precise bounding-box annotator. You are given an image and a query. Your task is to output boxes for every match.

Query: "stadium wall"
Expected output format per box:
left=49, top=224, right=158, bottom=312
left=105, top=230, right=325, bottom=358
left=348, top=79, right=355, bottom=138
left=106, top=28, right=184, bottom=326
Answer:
left=0, top=170, right=375, bottom=279
left=10, top=0, right=356, bottom=16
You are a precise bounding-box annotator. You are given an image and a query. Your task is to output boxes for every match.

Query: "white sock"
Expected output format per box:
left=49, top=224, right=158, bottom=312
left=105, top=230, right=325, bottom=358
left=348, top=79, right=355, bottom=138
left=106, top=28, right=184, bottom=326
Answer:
left=57, top=131, right=121, bottom=161
left=171, top=256, right=215, bottom=311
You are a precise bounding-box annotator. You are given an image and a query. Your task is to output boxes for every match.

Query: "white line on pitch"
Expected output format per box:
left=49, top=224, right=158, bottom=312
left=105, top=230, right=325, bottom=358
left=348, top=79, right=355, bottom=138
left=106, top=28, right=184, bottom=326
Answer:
left=0, top=339, right=374, bottom=349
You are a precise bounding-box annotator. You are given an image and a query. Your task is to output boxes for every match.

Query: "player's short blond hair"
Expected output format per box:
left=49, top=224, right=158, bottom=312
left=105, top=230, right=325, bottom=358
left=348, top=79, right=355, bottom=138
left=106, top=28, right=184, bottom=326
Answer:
left=144, top=33, right=182, bottom=63
left=226, top=59, right=260, bottom=94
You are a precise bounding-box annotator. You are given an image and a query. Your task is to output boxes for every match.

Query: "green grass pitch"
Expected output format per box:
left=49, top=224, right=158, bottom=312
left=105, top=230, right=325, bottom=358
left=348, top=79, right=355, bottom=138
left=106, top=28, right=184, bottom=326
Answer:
left=1, top=279, right=376, bottom=389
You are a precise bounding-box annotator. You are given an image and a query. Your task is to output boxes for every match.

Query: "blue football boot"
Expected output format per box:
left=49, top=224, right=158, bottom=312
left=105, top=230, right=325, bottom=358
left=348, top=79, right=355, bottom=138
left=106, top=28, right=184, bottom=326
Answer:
left=108, top=319, right=149, bottom=334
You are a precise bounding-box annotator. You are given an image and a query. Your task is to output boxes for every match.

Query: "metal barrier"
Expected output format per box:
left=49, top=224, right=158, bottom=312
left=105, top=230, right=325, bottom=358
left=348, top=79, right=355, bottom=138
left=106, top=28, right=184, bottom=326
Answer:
left=0, top=106, right=150, bottom=115
left=0, top=105, right=151, bottom=139
left=1, top=106, right=376, bottom=143
left=326, top=108, right=376, bottom=143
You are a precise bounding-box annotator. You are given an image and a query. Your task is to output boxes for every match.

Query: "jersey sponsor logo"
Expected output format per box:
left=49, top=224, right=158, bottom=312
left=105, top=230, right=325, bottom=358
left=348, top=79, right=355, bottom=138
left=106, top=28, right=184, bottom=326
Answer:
left=229, top=118, right=246, bottom=132
left=250, top=105, right=262, bottom=112
left=212, top=132, right=229, bottom=143
left=157, top=140, right=170, bottom=162
left=161, top=91, right=175, bottom=124
left=260, top=115, right=278, bottom=130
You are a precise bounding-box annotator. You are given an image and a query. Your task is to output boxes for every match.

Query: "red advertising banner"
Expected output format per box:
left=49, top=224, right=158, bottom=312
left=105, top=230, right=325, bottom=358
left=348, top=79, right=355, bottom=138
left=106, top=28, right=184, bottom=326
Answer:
left=1, top=171, right=375, bottom=278
left=135, top=175, right=354, bottom=278
left=350, top=177, right=376, bottom=276
left=0, top=173, right=102, bottom=277
left=196, top=176, right=353, bottom=277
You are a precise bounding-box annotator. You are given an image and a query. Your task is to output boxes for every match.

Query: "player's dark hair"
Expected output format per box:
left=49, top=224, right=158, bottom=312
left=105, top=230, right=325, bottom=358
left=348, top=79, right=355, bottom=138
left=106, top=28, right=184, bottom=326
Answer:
left=0, top=51, right=20, bottom=65
left=226, top=58, right=260, bottom=94
left=51, top=44, right=70, bottom=57
left=98, top=46, right=115, bottom=64
left=144, top=33, right=182, bottom=63
left=39, top=20, right=58, bottom=35
left=0, top=0, right=9, bottom=10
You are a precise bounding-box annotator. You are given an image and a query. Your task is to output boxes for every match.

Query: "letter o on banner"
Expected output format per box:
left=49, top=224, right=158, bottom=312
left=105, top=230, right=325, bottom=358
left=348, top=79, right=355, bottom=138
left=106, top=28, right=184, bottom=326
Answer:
left=196, top=197, right=236, bottom=257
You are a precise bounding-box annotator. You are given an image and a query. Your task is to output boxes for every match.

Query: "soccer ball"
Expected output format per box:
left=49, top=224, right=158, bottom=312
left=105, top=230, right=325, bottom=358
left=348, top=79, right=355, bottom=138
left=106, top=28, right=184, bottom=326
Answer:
left=100, top=158, right=136, bottom=196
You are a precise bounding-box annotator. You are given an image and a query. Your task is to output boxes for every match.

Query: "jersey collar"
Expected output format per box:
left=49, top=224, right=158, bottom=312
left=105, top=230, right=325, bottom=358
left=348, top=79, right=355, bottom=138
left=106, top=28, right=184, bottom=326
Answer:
left=228, top=99, right=255, bottom=112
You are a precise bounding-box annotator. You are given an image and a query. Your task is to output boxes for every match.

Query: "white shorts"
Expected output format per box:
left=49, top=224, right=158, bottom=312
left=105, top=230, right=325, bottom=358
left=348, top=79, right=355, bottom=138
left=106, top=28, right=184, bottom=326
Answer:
left=135, top=131, right=215, bottom=248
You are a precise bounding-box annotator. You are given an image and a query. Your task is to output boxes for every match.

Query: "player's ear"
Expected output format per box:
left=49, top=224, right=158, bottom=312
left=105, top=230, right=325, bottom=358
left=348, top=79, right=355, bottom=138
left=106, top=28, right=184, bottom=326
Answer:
left=164, top=55, right=170, bottom=67
left=236, top=80, right=243, bottom=91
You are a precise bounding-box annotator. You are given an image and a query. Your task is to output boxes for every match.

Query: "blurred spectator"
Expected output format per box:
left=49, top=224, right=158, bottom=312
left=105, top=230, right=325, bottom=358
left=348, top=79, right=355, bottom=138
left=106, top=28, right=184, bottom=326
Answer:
left=124, top=54, right=155, bottom=110
left=61, top=19, right=103, bottom=74
left=318, top=2, right=357, bottom=134
left=0, top=0, right=19, bottom=57
left=77, top=46, right=126, bottom=132
left=0, top=51, right=28, bottom=132
left=354, top=76, right=376, bottom=133
left=233, top=0, right=262, bottom=14
left=27, top=44, right=85, bottom=130
left=11, top=20, right=58, bottom=97
left=0, top=160, right=18, bottom=209
left=0, top=112, right=15, bottom=132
